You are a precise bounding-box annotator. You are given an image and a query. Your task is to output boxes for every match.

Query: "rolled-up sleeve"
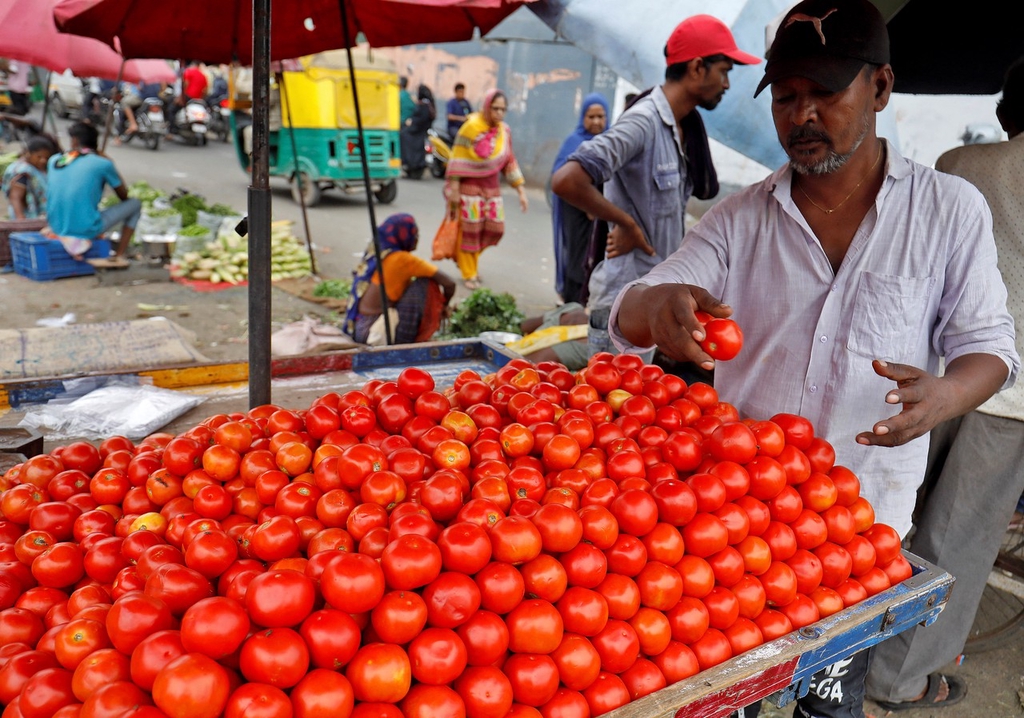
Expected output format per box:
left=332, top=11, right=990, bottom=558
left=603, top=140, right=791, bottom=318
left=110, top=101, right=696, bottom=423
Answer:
left=568, top=111, right=653, bottom=186
left=935, top=193, right=1020, bottom=389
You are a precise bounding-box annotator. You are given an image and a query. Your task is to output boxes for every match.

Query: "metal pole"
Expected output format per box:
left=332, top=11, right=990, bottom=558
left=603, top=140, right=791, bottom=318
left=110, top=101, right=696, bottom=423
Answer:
left=99, top=61, right=125, bottom=154
left=248, top=0, right=273, bottom=407
left=35, top=68, right=59, bottom=139
left=338, top=0, right=392, bottom=344
left=277, top=71, right=318, bottom=277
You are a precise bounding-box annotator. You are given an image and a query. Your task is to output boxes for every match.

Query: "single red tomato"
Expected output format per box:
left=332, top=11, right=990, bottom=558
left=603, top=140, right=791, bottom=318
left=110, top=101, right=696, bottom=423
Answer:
left=291, top=669, right=356, bottom=718
left=245, top=569, right=315, bottom=628
left=300, top=609, right=362, bottom=671
left=129, top=629, right=186, bottom=692
left=346, top=643, right=412, bottom=703
left=240, top=627, right=310, bottom=689
left=152, top=652, right=231, bottom=718
left=180, top=596, right=250, bottom=659
left=699, top=319, right=743, bottom=361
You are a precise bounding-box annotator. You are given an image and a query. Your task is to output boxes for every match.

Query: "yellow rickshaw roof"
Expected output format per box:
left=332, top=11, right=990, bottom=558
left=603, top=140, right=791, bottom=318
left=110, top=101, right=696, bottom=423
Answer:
left=302, top=46, right=397, bottom=74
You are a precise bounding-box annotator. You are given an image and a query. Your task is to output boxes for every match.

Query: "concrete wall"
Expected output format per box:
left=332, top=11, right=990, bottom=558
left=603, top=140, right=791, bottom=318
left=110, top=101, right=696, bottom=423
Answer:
left=379, top=9, right=618, bottom=186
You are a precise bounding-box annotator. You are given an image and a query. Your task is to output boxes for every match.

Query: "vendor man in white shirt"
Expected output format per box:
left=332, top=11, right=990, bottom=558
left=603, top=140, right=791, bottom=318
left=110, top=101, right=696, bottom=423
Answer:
left=612, top=1, right=1019, bottom=716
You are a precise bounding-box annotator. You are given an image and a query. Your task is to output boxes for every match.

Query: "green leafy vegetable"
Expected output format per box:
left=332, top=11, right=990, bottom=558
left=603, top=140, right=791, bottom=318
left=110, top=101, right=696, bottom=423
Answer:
left=170, top=193, right=208, bottom=228
left=442, top=289, right=524, bottom=338
left=206, top=203, right=239, bottom=216
left=146, top=208, right=180, bottom=218
left=313, top=279, right=352, bottom=298
left=177, top=224, right=212, bottom=237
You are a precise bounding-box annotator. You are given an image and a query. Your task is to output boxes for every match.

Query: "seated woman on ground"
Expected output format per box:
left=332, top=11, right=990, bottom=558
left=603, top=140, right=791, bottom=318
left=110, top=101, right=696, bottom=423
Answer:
left=2, top=136, right=58, bottom=219
left=344, top=213, right=456, bottom=345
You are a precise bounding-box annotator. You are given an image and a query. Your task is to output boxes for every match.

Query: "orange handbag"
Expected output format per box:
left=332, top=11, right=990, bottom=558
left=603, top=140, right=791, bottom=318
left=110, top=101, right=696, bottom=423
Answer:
left=431, top=217, right=461, bottom=260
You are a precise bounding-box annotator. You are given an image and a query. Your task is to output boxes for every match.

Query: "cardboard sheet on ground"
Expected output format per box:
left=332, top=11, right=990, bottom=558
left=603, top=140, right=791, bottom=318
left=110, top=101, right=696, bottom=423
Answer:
left=273, top=276, right=348, bottom=310
left=0, top=318, right=210, bottom=380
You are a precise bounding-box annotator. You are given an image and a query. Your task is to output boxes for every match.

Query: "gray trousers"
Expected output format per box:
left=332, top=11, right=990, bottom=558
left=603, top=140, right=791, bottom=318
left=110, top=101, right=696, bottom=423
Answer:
left=865, top=410, right=1024, bottom=702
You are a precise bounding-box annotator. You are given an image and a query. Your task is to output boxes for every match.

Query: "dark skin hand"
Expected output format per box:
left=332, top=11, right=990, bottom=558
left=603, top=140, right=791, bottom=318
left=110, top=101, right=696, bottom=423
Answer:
left=619, top=284, right=1010, bottom=448
left=550, top=161, right=655, bottom=259
left=617, top=283, right=732, bottom=371
left=855, top=353, right=1008, bottom=447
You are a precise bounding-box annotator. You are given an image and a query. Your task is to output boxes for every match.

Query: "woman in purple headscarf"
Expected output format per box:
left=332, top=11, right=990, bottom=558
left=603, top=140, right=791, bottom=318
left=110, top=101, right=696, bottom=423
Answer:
left=550, top=93, right=609, bottom=303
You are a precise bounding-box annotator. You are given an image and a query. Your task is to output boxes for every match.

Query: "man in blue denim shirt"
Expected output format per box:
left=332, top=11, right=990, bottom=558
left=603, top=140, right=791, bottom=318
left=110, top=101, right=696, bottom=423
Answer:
left=551, top=14, right=760, bottom=357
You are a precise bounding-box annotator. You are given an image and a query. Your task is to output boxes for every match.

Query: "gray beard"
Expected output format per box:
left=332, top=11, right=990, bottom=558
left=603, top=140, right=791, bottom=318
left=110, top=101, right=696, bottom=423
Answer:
left=789, top=118, right=870, bottom=176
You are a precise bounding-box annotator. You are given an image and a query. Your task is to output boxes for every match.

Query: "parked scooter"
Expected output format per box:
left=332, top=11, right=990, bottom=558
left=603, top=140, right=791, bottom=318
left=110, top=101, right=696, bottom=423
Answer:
left=169, top=98, right=211, bottom=146
left=426, top=128, right=451, bottom=178
left=206, top=99, right=231, bottom=143
left=120, top=97, right=166, bottom=151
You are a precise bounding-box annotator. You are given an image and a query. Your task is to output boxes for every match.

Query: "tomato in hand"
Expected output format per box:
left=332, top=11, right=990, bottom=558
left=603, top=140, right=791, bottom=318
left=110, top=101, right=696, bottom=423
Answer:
left=699, top=318, right=743, bottom=361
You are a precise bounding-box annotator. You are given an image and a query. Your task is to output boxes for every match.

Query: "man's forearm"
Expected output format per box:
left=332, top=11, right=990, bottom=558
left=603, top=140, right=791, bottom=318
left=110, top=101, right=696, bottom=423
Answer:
left=615, top=285, right=654, bottom=348
left=551, top=162, right=635, bottom=230
left=941, top=353, right=1012, bottom=419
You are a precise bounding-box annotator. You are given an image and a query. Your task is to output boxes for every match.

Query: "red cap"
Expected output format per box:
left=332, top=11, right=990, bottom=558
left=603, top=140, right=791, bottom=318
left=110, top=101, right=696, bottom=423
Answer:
left=665, top=15, right=762, bottom=66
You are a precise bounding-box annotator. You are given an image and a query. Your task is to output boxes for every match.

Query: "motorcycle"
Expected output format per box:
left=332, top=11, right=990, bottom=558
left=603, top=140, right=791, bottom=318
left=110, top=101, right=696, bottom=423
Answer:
left=206, top=99, right=231, bottom=143
left=120, top=97, right=166, bottom=151
left=426, top=128, right=452, bottom=178
left=170, top=98, right=211, bottom=146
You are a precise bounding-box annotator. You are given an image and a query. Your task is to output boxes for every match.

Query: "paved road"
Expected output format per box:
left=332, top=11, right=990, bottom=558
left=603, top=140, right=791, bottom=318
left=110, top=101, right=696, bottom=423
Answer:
left=106, top=129, right=563, bottom=317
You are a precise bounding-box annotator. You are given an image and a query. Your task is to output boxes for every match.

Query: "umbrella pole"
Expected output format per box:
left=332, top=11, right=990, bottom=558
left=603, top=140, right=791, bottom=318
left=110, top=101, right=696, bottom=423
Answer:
left=277, top=72, right=318, bottom=277
left=248, top=0, right=273, bottom=407
left=339, top=0, right=393, bottom=345
left=36, top=69, right=58, bottom=139
left=100, top=61, right=125, bottom=154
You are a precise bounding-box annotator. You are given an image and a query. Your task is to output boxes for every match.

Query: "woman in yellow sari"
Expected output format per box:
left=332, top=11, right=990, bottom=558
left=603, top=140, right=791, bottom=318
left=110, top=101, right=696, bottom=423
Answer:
left=445, top=89, right=528, bottom=289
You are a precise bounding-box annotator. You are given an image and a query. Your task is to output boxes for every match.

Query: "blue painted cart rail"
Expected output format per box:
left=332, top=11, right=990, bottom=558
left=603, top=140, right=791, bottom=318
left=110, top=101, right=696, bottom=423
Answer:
left=604, top=552, right=953, bottom=718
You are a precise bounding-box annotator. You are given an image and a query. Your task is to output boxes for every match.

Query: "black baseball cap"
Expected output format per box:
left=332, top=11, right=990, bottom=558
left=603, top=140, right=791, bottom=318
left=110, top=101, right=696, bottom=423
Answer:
left=754, top=0, right=890, bottom=97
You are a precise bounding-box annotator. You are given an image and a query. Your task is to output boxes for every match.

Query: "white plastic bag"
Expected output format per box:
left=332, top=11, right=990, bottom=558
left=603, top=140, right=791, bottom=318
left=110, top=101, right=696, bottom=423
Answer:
left=20, top=381, right=205, bottom=440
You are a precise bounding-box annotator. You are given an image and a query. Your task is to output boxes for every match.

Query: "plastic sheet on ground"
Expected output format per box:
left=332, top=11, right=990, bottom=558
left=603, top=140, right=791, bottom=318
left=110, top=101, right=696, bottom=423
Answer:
left=18, top=379, right=206, bottom=440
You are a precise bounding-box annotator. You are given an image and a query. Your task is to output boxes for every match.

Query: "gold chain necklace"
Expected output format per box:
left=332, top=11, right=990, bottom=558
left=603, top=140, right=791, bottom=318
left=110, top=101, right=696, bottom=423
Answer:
left=797, top=145, right=883, bottom=214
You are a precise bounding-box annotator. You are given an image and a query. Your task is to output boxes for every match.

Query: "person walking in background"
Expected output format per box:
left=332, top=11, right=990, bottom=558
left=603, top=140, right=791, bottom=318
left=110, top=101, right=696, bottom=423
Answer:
left=446, top=82, right=472, bottom=140
left=343, top=213, right=456, bottom=345
left=551, top=93, right=609, bottom=304
left=399, top=76, right=416, bottom=127
left=2, top=136, right=57, bottom=220
left=444, top=89, right=528, bottom=290
left=610, top=2, right=1019, bottom=716
left=551, top=14, right=760, bottom=357
left=45, top=122, right=142, bottom=267
left=1, top=58, right=32, bottom=116
left=400, top=84, right=436, bottom=179
left=864, top=55, right=1024, bottom=713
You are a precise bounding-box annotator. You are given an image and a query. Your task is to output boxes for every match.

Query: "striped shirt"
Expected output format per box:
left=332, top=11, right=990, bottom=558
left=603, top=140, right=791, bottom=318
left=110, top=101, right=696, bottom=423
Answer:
left=610, top=141, right=1019, bottom=537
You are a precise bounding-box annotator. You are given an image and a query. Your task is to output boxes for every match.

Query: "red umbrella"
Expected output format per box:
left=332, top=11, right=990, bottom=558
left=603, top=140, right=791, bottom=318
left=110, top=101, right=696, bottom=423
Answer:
left=53, top=0, right=527, bottom=65
left=52, top=0, right=533, bottom=406
left=0, top=0, right=174, bottom=84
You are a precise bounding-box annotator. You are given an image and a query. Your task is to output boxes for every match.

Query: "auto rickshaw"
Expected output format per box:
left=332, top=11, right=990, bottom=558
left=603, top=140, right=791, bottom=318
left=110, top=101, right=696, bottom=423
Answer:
left=229, top=47, right=401, bottom=207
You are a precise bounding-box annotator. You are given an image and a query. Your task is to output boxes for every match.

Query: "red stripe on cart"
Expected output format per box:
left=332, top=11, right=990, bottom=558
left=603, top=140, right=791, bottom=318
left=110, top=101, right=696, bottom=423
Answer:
left=673, top=657, right=800, bottom=718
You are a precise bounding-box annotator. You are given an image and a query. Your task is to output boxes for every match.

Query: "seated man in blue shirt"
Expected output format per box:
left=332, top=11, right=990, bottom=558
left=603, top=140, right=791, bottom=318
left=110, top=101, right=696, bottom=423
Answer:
left=45, top=122, right=142, bottom=267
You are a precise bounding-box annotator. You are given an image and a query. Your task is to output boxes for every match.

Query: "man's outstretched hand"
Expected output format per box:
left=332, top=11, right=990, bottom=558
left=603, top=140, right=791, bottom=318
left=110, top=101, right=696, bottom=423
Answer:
left=855, top=359, right=952, bottom=447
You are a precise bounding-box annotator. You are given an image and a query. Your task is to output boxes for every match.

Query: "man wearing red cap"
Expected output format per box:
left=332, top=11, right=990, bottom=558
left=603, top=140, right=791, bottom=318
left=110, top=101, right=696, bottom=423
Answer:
left=551, top=14, right=759, bottom=359
left=611, top=0, right=1018, bottom=716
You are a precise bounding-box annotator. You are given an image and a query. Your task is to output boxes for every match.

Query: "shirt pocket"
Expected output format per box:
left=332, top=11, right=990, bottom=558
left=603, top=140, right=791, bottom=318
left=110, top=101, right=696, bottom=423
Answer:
left=847, top=272, right=935, bottom=364
left=650, top=166, right=681, bottom=221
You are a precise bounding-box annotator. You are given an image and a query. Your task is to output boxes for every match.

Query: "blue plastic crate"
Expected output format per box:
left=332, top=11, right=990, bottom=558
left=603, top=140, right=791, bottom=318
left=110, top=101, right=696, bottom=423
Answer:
left=9, top=232, right=112, bottom=281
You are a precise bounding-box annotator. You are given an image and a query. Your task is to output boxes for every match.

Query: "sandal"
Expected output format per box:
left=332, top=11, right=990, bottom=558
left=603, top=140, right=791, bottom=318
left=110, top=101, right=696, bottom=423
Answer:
left=874, top=673, right=967, bottom=712
left=463, top=278, right=481, bottom=290
left=87, top=256, right=130, bottom=269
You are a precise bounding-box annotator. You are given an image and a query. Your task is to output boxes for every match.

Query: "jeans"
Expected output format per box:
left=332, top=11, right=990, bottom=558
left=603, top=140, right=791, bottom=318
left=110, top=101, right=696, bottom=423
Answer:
left=100, top=198, right=142, bottom=234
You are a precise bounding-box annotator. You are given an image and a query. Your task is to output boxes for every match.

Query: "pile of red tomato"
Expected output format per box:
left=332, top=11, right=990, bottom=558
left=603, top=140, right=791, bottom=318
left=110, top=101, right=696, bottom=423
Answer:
left=0, top=352, right=909, bottom=718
